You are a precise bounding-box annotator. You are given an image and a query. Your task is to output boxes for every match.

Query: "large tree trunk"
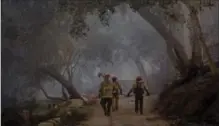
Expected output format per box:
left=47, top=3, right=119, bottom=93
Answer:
left=40, top=67, right=81, bottom=99
left=32, top=105, right=61, bottom=125
left=186, top=5, right=203, bottom=67
left=138, top=7, right=189, bottom=76
left=185, top=4, right=218, bottom=75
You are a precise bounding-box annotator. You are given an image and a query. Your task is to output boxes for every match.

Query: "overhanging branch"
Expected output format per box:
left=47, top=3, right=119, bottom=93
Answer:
left=39, top=84, right=65, bottom=101
left=39, top=67, right=81, bottom=99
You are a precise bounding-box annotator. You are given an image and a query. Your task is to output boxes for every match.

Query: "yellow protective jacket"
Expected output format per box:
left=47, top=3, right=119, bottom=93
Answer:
left=99, top=81, right=115, bottom=98
left=112, top=82, right=122, bottom=95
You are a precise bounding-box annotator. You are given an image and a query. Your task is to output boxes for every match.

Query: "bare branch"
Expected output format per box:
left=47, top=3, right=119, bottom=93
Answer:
left=61, top=50, right=77, bottom=74
left=39, top=84, right=65, bottom=101
left=40, top=67, right=81, bottom=99
left=71, top=53, right=82, bottom=72
left=62, top=86, right=68, bottom=100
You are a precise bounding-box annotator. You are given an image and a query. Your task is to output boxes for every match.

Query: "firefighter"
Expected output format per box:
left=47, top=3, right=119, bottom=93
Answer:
left=112, top=76, right=122, bottom=111
left=126, top=76, right=150, bottom=115
left=98, top=74, right=115, bottom=116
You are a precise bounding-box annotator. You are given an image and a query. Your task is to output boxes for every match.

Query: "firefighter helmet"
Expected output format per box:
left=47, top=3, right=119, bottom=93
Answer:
left=136, top=76, right=142, bottom=81
left=112, top=76, right=117, bottom=81
left=104, top=74, right=110, bottom=78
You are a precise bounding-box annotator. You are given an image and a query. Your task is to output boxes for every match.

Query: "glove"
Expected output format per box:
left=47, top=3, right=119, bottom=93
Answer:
left=98, top=72, right=102, bottom=78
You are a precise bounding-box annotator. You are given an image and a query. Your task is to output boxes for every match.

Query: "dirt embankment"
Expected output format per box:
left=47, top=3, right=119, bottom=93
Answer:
left=2, top=99, right=93, bottom=126
left=155, top=73, right=219, bottom=125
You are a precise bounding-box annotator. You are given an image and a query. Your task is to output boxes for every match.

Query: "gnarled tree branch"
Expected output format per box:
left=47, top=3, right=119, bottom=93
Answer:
left=39, top=67, right=81, bottom=99
left=39, top=84, right=65, bottom=101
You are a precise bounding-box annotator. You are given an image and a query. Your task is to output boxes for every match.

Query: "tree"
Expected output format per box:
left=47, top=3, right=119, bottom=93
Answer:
left=1, top=0, right=85, bottom=101
left=183, top=0, right=218, bottom=75
left=58, top=0, right=219, bottom=76
left=38, top=48, right=83, bottom=99
left=131, top=0, right=218, bottom=75
left=137, top=7, right=189, bottom=75
left=2, top=0, right=218, bottom=104
left=57, top=1, right=188, bottom=75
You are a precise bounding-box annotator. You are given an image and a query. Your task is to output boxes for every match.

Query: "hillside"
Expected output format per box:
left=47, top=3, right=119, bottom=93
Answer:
left=155, top=73, right=219, bottom=125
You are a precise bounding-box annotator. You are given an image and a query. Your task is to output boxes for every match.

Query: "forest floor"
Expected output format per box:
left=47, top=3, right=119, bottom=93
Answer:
left=37, top=73, right=219, bottom=126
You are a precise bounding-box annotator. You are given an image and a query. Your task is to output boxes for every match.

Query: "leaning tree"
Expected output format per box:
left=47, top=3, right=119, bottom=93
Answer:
left=57, top=0, right=218, bottom=76
left=2, top=0, right=218, bottom=102
left=2, top=0, right=83, bottom=100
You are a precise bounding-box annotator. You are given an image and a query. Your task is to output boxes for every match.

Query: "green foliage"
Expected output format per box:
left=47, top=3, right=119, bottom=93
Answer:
left=57, top=0, right=216, bottom=39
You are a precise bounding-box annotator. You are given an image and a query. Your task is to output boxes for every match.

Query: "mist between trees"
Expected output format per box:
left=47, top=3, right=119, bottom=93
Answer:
left=1, top=0, right=218, bottom=108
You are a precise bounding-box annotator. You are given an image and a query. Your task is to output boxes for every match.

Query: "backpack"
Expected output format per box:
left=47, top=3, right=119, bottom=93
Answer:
left=133, top=83, right=144, bottom=96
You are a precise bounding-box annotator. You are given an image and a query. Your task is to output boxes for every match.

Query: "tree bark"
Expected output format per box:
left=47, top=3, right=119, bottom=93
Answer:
left=138, top=7, right=189, bottom=76
left=185, top=4, right=218, bottom=75
left=40, top=67, right=81, bottom=99
left=32, top=107, right=61, bottom=125
left=62, top=86, right=69, bottom=100
left=186, top=5, right=203, bottom=66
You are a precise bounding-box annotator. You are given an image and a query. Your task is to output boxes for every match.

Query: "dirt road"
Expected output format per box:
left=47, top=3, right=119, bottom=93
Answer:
left=82, top=95, right=170, bottom=126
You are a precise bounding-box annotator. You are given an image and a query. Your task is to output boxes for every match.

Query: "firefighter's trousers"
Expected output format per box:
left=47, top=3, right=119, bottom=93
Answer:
left=134, top=95, right=143, bottom=114
left=112, top=95, right=119, bottom=111
left=100, top=98, right=112, bottom=116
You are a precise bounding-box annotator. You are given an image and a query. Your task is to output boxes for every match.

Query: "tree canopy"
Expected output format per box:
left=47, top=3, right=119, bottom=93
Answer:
left=2, top=0, right=218, bottom=103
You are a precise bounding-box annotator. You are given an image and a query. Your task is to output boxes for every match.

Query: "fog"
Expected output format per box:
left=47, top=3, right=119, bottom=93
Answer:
left=36, top=5, right=174, bottom=100
left=2, top=1, right=218, bottom=105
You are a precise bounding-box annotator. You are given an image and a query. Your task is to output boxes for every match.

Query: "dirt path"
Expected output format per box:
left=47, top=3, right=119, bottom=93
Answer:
left=81, top=96, right=170, bottom=126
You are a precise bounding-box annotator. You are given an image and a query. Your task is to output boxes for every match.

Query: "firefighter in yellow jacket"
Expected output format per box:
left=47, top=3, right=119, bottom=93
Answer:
left=98, top=74, right=115, bottom=116
left=127, top=76, right=150, bottom=115
left=111, top=76, right=122, bottom=111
